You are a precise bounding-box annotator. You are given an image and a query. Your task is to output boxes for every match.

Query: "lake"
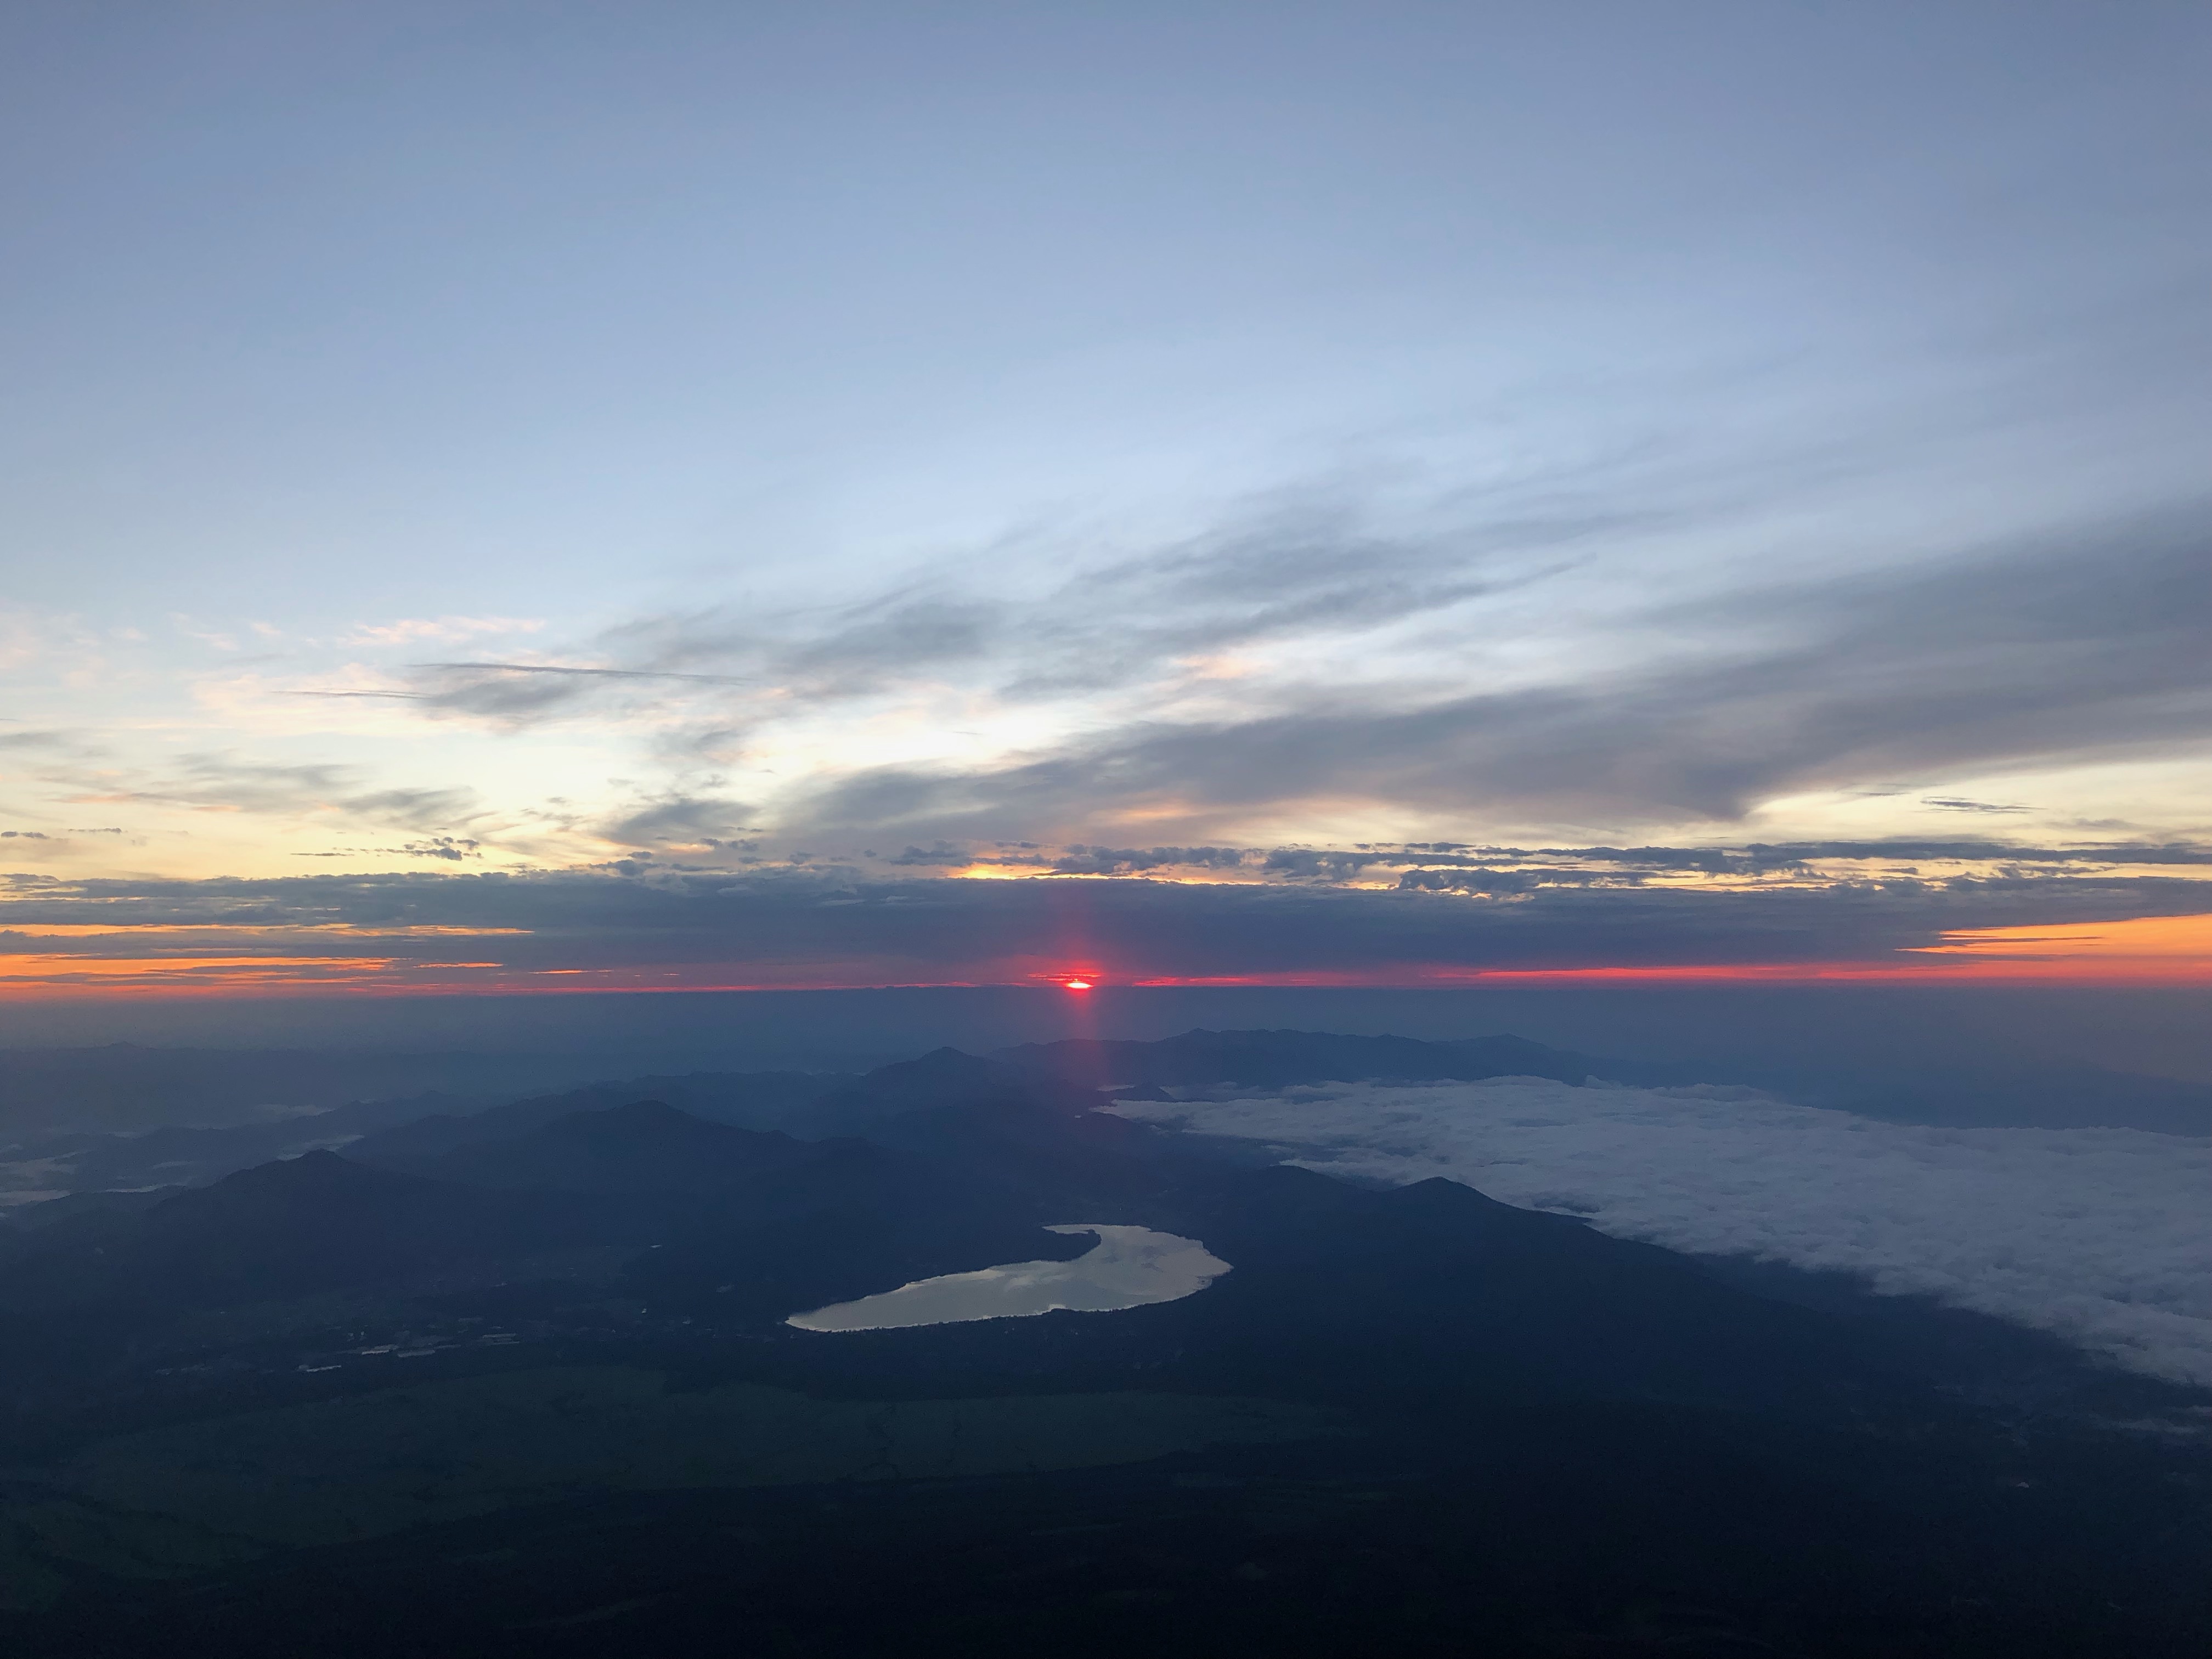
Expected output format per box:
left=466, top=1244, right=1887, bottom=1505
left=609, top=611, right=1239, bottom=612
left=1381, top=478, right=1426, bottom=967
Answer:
left=787, top=1224, right=1231, bottom=1332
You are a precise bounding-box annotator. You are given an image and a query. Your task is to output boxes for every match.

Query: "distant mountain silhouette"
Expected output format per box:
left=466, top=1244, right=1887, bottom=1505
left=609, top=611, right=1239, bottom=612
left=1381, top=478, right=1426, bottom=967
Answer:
left=407, top=1091, right=1108, bottom=1323
left=992, top=1028, right=1592, bottom=1090
left=1, top=1091, right=1120, bottom=1333
left=801, top=1047, right=1107, bottom=1138
left=2, top=1187, right=174, bottom=1232
left=0, top=1152, right=598, bottom=1316
left=426, top=1099, right=828, bottom=1194
left=347, top=1070, right=850, bottom=1170
left=0, top=1046, right=617, bottom=1137
left=2, top=1092, right=476, bottom=1195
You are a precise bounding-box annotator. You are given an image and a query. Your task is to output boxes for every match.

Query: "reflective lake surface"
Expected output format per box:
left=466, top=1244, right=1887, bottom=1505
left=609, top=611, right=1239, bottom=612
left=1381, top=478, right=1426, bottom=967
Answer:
left=788, top=1225, right=1231, bottom=1332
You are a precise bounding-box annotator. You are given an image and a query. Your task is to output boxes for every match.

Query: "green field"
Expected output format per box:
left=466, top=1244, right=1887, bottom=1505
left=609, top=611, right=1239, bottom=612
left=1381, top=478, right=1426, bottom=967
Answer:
left=0, top=1367, right=1330, bottom=1607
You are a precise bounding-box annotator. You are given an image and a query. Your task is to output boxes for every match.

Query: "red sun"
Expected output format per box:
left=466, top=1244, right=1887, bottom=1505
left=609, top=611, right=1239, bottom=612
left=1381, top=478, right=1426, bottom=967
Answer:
left=1061, top=977, right=1094, bottom=991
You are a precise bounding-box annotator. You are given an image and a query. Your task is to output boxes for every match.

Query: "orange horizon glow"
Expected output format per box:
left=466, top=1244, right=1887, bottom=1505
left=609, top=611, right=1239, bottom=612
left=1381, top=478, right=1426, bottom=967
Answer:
left=0, top=924, right=531, bottom=939
left=1904, top=911, right=2212, bottom=961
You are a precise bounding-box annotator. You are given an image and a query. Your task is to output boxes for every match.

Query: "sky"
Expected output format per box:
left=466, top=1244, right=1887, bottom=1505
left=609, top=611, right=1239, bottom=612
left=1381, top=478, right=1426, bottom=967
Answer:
left=2, top=2, right=2209, bottom=997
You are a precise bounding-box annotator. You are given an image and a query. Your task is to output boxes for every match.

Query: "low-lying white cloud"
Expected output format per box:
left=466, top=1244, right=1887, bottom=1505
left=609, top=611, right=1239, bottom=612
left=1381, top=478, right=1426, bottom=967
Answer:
left=1107, top=1081, right=2212, bottom=1386
left=787, top=1224, right=1229, bottom=1333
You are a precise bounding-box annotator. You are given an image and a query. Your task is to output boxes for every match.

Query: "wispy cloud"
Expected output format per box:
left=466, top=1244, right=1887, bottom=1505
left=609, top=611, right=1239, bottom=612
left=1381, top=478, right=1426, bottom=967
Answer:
left=598, top=793, right=760, bottom=851
left=68, top=755, right=483, bottom=838
left=200, top=482, right=2198, bottom=872
left=371, top=480, right=1624, bottom=744
left=11, top=486, right=2205, bottom=884
left=394, top=660, right=755, bottom=724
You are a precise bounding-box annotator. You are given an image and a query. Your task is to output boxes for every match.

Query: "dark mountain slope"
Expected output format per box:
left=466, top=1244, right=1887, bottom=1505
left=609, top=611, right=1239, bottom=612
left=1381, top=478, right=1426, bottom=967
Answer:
left=993, top=1028, right=1592, bottom=1090
left=2, top=1092, right=483, bottom=1199
left=414, top=1097, right=1053, bottom=1229
left=1176, top=1170, right=1900, bottom=1416
left=419, top=1099, right=1094, bottom=1314
left=0, top=1152, right=601, bottom=1316
left=0, top=1047, right=619, bottom=1138
left=346, top=1071, right=849, bottom=1171
left=426, top=1100, right=827, bottom=1194
left=801, top=1047, right=1107, bottom=1139
left=2, top=1187, right=174, bottom=1236
left=849, top=1067, right=1182, bottom=1214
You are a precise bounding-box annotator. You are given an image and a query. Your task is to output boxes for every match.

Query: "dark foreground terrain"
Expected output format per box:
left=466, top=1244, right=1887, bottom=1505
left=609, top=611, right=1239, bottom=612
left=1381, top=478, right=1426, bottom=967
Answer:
left=2, top=1032, right=2205, bottom=1657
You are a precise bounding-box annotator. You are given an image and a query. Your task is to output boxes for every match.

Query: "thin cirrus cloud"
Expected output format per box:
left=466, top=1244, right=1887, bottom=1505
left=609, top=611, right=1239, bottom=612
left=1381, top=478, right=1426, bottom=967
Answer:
left=89, top=755, right=483, bottom=836
left=1104, top=1080, right=2212, bottom=1385
left=383, top=482, right=1628, bottom=738
left=396, top=662, right=758, bottom=726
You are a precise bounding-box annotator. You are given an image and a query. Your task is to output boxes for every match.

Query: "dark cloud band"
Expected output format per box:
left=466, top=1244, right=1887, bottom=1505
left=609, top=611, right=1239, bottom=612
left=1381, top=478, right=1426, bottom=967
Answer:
left=3, top=860, right=2205, bottom=990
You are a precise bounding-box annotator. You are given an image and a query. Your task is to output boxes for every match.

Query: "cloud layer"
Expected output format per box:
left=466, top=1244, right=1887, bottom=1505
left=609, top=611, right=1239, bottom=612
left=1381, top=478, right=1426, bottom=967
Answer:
left=1107, top=1080, right=2212, bottom=1385
left=1, top=857, right=2207, bottom=995
left=359, top=498, right=2212, bottom=855
left=4, top=485, right=2205, bottom=882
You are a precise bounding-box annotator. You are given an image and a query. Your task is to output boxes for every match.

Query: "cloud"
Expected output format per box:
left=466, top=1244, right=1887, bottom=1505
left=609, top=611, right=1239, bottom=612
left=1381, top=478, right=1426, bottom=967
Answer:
left=91, top=757, right=482, bottom=837
left=1047, top=845, right=1256, bottom=876
left=760, top=595, right=1002, bottom=696
left=125, top=471, right=2182, bottom=887
left=0, top=730, right=78, bottom=752
left=392, top=837, right=481, bottom=862
left=1544, top=840, right=2212, bottom=868
left=402, top=662, right=755, bottom=725
left=0, top=862, right=2205, bottom=992
left=599, top=793, right=760, bottom=850
left=296, top=478, right=2209, bottom=861
left=363, top=482, right=1617, bottom=758
left=580, top=490, right=1601, bottom=712
left=771, top=504, right=2212, bottom=844
left=982, top=491, right=1602, bottom=702
left=1923, top=797, right=2034, bottom=814
left=340, top=617, right=544, bottom=648
left=1106, top=1080, right=2212, bottom=1385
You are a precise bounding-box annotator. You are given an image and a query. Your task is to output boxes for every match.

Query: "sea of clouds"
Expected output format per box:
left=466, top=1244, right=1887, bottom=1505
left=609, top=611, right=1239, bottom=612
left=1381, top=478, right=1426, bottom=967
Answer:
left=1105, top=1079, right=2212, bottom=1387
